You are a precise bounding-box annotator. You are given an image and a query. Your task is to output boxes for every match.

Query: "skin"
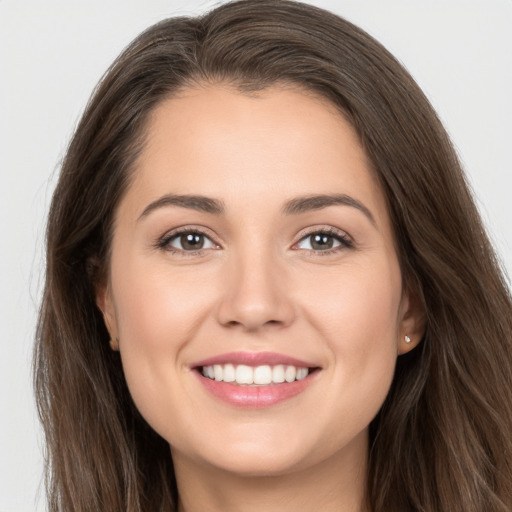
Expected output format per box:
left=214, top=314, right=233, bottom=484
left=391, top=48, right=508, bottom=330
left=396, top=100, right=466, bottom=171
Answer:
left=98, top=84, right=423, bottom=512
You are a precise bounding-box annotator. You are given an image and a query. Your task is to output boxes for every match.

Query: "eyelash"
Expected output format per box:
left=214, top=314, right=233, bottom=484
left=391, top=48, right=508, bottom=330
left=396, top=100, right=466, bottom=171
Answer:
left=294, top=228, right=354, bottom=256
left=156, top=226, right=354, bottom=256
left=156, top=227, right=218, bottom=256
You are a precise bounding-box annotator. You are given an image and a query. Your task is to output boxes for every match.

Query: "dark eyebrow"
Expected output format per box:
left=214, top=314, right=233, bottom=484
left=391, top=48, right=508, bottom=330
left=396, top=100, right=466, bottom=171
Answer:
left=138, top=192, right=375, bottom=225
left=138, top=194, right=225, bottom=220
left=282, top=194, right=376, bottom=226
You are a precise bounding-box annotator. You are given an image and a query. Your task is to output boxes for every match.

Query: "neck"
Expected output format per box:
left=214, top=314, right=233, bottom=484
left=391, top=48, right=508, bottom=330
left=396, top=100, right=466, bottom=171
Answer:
left=173, top=430, right=369, bottom=512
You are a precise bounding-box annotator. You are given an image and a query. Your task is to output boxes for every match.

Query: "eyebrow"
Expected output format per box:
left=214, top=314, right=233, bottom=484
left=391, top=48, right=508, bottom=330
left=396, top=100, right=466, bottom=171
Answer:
left=282, top=194, right=376, bottom=225
left=138, top=192, right=375, bottom=225
left=138, top=194, right=225, bottom=220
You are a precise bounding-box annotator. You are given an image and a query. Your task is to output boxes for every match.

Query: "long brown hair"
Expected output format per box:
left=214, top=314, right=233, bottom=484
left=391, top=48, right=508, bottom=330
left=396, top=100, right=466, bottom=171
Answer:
left=35, top=1, right=512, bottom=510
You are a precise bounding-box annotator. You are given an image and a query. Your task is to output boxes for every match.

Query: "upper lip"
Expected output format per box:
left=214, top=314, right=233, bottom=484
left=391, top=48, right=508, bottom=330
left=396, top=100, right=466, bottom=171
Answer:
left=192, top=351, right=319, bottom=369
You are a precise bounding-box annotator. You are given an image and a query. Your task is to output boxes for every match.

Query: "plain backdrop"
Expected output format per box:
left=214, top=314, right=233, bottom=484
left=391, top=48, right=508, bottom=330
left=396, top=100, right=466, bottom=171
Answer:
left=1, top=1, right=511, bottom=510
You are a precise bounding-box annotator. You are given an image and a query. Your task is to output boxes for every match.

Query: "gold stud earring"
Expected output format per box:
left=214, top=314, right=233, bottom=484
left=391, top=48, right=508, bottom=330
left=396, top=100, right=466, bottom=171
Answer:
left=405, top=335, right=411, bottom=344
left=109, top=337, right=120, bottom=351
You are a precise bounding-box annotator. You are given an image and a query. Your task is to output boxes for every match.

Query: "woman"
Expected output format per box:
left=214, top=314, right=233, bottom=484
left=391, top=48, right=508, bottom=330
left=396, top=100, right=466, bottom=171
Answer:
left=34, top=1, right=512, bottom=511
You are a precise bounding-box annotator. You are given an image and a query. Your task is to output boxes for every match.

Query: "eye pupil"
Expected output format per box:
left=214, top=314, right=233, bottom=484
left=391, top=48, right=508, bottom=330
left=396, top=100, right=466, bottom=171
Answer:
left=311, top=234, right=333, bottom=250
left=181, top=233, right=204, bottom=250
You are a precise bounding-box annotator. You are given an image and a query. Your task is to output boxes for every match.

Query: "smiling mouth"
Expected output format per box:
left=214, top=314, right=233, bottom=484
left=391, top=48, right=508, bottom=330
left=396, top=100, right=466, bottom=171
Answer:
left=191, top=351, right=321, bottom=406
left=197, top=364, right=320, bottom=386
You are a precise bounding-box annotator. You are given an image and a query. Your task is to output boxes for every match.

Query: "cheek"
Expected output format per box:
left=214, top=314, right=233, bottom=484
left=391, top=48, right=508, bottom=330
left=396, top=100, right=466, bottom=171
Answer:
left=111, top=248, right=221, bottom=350
left=299, top=258, right=402, bottom=422
left=109, top=255, right=219, bottom=427
left=301, top=256, right=402, bottom=343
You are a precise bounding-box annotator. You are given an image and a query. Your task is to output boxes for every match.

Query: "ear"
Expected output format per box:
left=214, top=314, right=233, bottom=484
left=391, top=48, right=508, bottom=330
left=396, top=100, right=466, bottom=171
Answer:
left=397, top=284, right=426, bottom=355
left=92, top=262, right=119, bottom=351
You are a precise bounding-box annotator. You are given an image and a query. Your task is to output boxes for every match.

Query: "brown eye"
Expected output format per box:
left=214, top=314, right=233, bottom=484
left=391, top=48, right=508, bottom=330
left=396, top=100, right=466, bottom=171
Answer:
left=310, top=233, right=335, bottom=250
left=180, top=233, right=205, bottom=250
left=296, top=231, right=352, bottom=251
left=165, top=231, right=217, bottom=251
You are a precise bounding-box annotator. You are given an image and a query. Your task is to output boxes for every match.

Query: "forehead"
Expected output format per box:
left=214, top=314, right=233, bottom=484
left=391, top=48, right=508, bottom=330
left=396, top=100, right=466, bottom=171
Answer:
left=121, top=84, right=389, bottom=229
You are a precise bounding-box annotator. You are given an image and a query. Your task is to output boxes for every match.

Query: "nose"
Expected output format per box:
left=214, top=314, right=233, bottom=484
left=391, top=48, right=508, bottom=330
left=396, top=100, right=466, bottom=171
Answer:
left=216, top=248, right=296, bottom=332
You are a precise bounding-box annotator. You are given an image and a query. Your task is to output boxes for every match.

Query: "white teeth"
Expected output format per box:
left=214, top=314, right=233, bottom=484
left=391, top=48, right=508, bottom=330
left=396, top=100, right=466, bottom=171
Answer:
left=272, top=364, right=285, bottom=383
left=223, top=363, right=235, bottom=382
left=235, top=365, right=253, bottom=384
left=213, top=364, right=223, bottom=381
left=285, top=366, right=296, bottom=383
left=296, top=367, right=308, bottom=380
left=201, top=364, right=311, bottom=384
left=253, top=365, right=272, bottom=385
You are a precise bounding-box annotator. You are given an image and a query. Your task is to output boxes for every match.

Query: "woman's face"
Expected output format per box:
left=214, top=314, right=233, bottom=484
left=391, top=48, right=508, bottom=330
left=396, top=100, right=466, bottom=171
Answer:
left=99, top=85, right=420, bottom=477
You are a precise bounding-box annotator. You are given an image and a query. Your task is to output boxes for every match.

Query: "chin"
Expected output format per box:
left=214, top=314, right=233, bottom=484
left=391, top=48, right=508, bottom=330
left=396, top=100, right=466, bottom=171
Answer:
left=171, top=424, right=342, bottom=479
left=200, top=447, right=308, bottom=478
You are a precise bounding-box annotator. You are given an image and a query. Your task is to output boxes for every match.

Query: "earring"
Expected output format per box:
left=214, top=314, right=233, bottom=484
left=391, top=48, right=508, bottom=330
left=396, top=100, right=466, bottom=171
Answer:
left=109, top=337, right=120, bottom=351
left=405, top=335, right=411, bottom=344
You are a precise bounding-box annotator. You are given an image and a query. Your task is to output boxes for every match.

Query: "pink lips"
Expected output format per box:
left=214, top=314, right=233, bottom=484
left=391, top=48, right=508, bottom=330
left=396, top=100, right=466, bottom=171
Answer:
left=192, top=351, right=315, bottom=368
left=192, top=351, right=320, bottom=408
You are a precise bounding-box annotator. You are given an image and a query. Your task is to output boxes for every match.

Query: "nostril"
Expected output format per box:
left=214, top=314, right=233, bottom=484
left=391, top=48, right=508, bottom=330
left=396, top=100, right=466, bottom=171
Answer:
left=222, top=318, right=286, bottom=331
left=216, top=279, right=296, bottom=331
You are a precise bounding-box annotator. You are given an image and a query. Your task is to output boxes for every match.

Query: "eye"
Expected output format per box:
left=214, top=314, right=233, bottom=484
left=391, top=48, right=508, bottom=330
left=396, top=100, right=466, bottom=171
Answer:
left=295, top=230, right=353, bottom=252
left=160, top=230, right=218, bottom=252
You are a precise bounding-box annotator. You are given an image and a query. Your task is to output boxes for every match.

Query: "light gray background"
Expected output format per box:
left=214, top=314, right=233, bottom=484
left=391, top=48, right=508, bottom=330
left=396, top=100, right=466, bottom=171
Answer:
left=1, top=1, right=511, bottom=510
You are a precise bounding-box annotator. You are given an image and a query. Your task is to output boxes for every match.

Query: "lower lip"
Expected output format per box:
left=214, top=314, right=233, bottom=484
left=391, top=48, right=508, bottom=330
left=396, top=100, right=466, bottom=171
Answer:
left=194, top=370, right=318, bottom=408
